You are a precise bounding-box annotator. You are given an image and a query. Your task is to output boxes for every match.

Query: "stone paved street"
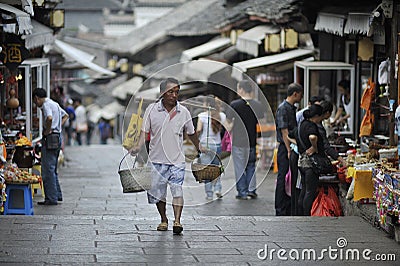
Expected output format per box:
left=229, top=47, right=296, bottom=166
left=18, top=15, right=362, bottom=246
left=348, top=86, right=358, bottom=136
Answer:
left=0, top=144, right=399, bottom=265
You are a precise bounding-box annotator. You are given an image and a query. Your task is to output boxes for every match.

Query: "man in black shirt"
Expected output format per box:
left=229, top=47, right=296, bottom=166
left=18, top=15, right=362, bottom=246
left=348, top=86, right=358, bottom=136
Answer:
left=226, top=80, right=265, bottom=200
left=275, top=83, right=303, bottom=215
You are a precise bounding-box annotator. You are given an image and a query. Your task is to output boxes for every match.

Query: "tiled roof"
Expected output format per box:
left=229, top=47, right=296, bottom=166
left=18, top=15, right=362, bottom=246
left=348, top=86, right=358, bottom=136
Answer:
left=57, top=0, right=121, bottom=11
left=169, top=0, right=300, bottom=36
left=216, top=0, right=301, bottom=29
left=168, top=1, right=226, bottom=36
left=106, top=0, right=219, bottom=55
left=139, top=54, right=181, bottom=79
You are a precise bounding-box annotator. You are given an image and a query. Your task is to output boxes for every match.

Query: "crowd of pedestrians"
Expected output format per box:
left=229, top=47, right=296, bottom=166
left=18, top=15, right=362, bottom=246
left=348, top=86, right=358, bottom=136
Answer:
left=50, top=87, right=113, bottom=146
left=39, top=77, right=346, bottom=232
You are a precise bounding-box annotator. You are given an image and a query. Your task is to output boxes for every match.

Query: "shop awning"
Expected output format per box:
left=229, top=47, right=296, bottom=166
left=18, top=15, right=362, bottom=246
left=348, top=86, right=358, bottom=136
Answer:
left=180, top=38, right=231, bottom=62
left=134, top=86, right=160, bottom=101
left=314, top=6, right=375, bottom=37
left=22, top=20, right=54, bottom=49
left=112, top=76, right=143, bottom=100
left=86, top=104, right=102, bottom=123
left=344, top=13, right=372, bottom=35
left=314, top=12, right=346, bottom=36
left=0, top=3, right=32, bottom=35
left=87, top=101, right=126, bottom=123
left=99, top=101, right=125, bottom=121
left=183, top=59, right=228, bottom=81
left=231, top=49, right=314, bottom=80
left=54, top=40, right=116, bottom=77
left=2, top=0, right=34, bottom=16
left=236, top=25, right=280, bottom=57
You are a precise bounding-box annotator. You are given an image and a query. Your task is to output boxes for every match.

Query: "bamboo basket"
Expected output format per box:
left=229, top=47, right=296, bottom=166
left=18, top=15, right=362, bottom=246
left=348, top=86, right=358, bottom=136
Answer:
left=191, top=152, right=224, bottom=183
left=118, top=153, right=152, bottom=193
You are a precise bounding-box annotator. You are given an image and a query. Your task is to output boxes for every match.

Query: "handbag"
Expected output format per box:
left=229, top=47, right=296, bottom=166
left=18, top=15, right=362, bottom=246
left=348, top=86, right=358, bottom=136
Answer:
left=76, top=122, right=88, bottom=132
left=297, top=121, right=334, bottom=176
left=45, top=133, right=61, bottom=150
left=309, top=153, right=335, bottom=175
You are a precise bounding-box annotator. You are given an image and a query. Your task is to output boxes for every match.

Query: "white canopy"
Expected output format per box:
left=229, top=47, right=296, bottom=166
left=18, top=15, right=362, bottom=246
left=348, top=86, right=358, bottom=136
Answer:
left=236, top=25, right=280, bottom=57
left=112, top=76, right=143, bottom=100
left=54, top=40, right=116, bottom=77
left=232, top=49, right=314, bottom=80
left=180, top=38, right=231, bottom=62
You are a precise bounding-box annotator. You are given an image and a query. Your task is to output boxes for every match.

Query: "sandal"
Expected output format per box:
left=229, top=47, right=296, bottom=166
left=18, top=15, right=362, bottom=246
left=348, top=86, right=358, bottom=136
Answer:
left=173, top=221, right=183, bottom=235
left=157, top=221, right=168, bottom=231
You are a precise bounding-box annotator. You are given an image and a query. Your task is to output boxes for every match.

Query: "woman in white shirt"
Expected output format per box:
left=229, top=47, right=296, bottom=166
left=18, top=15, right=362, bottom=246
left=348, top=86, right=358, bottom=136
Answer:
left=197, top=96, right=226, bottom=201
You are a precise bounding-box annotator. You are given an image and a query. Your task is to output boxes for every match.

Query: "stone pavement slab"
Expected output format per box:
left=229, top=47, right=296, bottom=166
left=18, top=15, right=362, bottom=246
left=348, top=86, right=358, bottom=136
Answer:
left=0, top=145, right=398, bottom=265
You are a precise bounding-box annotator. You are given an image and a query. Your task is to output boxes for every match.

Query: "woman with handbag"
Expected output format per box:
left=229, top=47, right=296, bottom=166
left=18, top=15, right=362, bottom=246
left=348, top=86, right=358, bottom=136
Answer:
left=297, top=104, right=324, bottom=215
left=196, top=95, right=226, bottom=200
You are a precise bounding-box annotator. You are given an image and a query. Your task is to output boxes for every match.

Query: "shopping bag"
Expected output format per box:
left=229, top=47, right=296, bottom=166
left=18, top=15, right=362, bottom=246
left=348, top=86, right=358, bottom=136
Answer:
left=311, top=187, right=341, bottom=217
left=328, top=186, right=342, bottom=216
left=311, top=188, right=334, bottom=216
left=122, top=98, right=143, bottom=150
left=221, top=131, right=232, bottom=152
left=285, top=168, right=291, bottom=196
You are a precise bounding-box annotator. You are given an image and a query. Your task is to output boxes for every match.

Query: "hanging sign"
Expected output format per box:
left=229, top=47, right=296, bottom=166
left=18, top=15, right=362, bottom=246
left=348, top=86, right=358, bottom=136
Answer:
left=0, top=35, right=30, bottom=71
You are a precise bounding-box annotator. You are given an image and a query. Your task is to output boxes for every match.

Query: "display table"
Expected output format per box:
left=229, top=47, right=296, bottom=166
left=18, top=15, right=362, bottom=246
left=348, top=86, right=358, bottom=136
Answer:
left=347, top=167, right=374, bottom=201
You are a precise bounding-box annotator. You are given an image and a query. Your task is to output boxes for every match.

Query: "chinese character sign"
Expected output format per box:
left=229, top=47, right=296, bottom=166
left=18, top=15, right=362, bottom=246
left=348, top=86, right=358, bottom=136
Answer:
left=0, top=35, right=29, bottom=71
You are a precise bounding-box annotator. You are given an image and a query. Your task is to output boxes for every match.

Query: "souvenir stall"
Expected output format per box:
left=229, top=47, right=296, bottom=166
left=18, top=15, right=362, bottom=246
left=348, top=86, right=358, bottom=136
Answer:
left=309, top=73, right=400, bottom=240
left=0, top=58, right=49, bottom=214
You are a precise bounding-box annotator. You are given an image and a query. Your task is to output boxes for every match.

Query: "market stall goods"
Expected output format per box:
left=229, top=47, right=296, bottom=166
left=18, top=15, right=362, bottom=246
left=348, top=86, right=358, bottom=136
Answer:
left=3, top=163, right=40, bottom=184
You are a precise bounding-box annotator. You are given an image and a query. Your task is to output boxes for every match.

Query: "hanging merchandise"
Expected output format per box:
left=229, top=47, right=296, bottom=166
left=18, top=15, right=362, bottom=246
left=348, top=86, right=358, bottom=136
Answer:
left=360, top=78, right=375, bottom=110
left=373, top=169, right=400, bottom=231
left=360, top=110, right=374, bottom=137
left=378, top=58, right=390, bottom=85
left=360, top=79, right=375, bottom=137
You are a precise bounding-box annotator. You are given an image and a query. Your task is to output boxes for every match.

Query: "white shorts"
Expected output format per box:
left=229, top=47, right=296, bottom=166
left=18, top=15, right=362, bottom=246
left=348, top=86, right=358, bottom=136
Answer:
left=147, top=163, right=185, bottom=204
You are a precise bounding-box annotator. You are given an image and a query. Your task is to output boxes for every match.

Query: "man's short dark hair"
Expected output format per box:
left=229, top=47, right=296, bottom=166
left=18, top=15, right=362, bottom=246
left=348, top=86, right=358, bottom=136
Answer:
left=160, top=77, right=180, bottom=94
left=33, top=88, right=47, bottom=98
left=287, top=83, right=303, bottom=97
left=238, top=80, right=253, bottom=93
left=310, top=95, right=324, bottom=104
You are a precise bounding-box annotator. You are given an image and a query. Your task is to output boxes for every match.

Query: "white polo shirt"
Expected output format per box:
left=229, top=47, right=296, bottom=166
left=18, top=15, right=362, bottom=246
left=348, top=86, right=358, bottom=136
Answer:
left=142, top=100, right=195, bottom=165
left=41, top=98, right=67, bottom=133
